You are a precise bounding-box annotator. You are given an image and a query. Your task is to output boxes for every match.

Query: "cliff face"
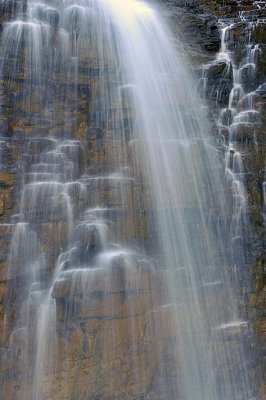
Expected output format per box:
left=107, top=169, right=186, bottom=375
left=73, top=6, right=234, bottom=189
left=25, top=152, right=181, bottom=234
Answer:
left=0, top=2, right=180, bottom=398
left=166, top=0, right=266, bottom=395
left=0, top=0, right=265, bottom=398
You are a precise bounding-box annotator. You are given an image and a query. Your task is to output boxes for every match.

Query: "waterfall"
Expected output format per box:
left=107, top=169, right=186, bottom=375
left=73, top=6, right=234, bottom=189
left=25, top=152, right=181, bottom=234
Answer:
left=0, top=0, right=257, bottom=399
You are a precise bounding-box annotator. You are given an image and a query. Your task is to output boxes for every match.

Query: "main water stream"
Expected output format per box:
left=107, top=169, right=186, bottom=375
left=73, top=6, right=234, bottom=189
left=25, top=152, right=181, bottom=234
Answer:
left=0, top=0, right=257, bottom=399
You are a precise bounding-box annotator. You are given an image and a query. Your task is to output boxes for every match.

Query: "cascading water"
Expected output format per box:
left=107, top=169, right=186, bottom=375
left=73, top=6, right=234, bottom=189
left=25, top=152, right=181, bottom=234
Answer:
left=0, top=0, right=258, bottom=399
left=213, top=13, right=264, bottom=292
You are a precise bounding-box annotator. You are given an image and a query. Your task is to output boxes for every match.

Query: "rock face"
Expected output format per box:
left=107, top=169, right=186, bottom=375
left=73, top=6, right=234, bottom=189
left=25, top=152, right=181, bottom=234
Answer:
left=0, top=0, right=27, bottom=26
left=199, top=61, right=234, bottom=105
left=0, top=1, right=172, bottom=398
left=166, top=0, right=266, bottom=396
left=50, top=268, right=178, bottom=400
left=0, top=0, right=265, bottom=399
left=1, top=263, right=180, bottom=399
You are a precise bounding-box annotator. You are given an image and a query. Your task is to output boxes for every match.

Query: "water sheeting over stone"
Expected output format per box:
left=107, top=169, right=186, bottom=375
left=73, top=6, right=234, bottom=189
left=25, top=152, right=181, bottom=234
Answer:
left=0, top=0, right=258, bottom=399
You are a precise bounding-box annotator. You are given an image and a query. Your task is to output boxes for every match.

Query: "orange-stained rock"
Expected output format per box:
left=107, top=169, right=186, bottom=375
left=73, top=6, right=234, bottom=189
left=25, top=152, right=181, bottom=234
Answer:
left=0, top=174, right=15, bottom=220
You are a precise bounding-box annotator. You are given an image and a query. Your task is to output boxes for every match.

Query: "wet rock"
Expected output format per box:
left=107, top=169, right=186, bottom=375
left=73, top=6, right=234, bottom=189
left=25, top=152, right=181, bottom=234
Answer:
left=44, top=8, right=60, bottom=29
left=52, top=279, right=70, bottom=299
left=219, top=107, right=235, bottom=126
left=75, top=227, right=103, bottom=263
left=211, top=321, right=250, bottom=341
left=229, top=122, right=255, bottom=143
left=256, top=81, right=266, bottom=97
left=239, top=63, right=257, bottom=92
left=0, top=173, right=15, bottom=220
left=25, top=138, right=57, bottom=155
left=0, top=140, right=12, bottom=172
left=205, top=61, right=231, bottom=80
left=229, top=85, right=245, bottom=108
left=87, top=126, right=105, bottom=139
left=234, top=110, right=261, bottom=124
left=200, top=61, right=233, bottom=105
left=47, top=262, right=179, bottom=399
left=218, top=124, right=230, bottom=142
left=59, top=141, right=85, bottom=174
left=237, top=92, right=261, bottom=110
left=171, top=7, right=220, bottom=57
left=0, top=94, right=9, bottom=107
left=0, top=0, right=27, bottom=24
left=52, top=263, right=157, bottom=301
left=0, top=119, right=13, bottom=137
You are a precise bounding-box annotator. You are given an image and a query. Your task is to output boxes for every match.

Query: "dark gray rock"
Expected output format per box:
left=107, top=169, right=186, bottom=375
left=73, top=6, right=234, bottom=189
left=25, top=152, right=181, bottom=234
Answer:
left=199, top=61, right=234, bottom=105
